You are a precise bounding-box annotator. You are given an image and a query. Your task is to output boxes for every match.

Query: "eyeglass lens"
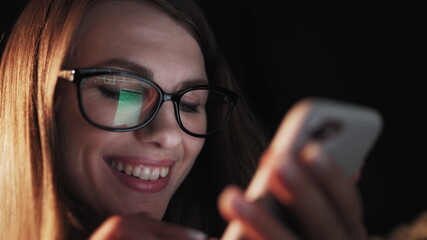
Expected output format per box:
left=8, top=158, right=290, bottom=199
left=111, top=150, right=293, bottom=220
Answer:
left=79, top=74, right=232, bottom=135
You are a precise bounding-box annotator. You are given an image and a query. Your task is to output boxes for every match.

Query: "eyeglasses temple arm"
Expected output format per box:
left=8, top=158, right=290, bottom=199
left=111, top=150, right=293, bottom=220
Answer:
left=58, top=70, right=76, bottom=82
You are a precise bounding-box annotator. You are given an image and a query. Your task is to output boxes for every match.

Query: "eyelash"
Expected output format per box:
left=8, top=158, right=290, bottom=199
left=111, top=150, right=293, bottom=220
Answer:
left=98, top=86, right=120, bottom=100
left=180, top=101, right=200, bottom=114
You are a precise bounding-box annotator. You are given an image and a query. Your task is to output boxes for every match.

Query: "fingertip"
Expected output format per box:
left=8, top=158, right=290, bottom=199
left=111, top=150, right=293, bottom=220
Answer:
left=89, top=215, right=123, bottom=239
left=218, top=185, right=244, bottom=221
left=300, top=142, right=336, bottom=174
left=300, top=142, right=323, bottom=164
left=219, top=185, right=243, bottom=205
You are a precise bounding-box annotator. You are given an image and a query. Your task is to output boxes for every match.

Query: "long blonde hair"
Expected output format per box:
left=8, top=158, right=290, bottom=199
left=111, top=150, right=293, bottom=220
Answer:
left=0, top=0, right=90, bottom=239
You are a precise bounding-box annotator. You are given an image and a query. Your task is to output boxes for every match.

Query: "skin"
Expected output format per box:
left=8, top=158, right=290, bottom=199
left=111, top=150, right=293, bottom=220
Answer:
left=56, top=0, right=206, bottom=223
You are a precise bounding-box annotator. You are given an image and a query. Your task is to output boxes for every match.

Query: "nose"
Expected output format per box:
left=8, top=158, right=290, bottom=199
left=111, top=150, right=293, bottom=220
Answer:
left=134, top=101, right=183, bottom=148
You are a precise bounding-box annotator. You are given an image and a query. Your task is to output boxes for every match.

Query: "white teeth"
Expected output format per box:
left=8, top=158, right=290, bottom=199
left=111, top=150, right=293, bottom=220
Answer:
left=117, top=162, right=124, bottom=172
left=160, top=167, right=168, bottom=177
left=124, top=165, right=133, bottom=175
left=150, top=168, right=160, bottom=181
left=132, top=167, right=141, bottom=177
left=140, top=168, right=151, bottom=180
left=110, top=160, right=169, bottom=180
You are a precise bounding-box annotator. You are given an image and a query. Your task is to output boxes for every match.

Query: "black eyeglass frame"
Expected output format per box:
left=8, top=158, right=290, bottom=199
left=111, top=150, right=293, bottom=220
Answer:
left=58, top=68, right=238, bottom=138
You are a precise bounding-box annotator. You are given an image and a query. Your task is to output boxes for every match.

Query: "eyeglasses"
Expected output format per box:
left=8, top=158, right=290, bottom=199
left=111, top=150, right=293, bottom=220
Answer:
left=58, top=68, right=237, bottom=138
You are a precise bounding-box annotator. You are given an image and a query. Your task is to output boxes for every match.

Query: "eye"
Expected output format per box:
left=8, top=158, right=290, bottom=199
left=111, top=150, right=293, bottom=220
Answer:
left=98, top=86, right=120, bottom=100
left=180, top=101, right=200, bottom=113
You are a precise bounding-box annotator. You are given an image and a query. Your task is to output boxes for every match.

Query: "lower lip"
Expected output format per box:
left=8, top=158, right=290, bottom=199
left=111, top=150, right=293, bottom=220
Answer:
left=109, top=166, right=172, bottom=193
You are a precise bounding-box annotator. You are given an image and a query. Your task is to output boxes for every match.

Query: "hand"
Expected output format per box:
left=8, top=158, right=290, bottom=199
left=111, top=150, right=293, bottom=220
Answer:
left=218, top=143, right=368, bottom=240
left=89, top=212, right=208, bottom=240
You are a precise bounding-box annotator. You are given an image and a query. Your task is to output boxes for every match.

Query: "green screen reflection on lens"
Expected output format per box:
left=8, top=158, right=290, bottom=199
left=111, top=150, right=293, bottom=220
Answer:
left=113, top=88, right=143, bottom=127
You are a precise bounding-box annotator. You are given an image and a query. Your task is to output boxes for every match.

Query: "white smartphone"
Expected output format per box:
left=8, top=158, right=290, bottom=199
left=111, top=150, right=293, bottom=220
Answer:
left=222, top=97, right=383, bottom=239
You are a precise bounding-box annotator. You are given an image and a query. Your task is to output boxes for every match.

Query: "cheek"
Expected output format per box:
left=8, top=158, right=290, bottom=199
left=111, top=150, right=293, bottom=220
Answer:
left=55, top=86, right=110, bottom=184
left=55, top=86, right=91, bottom=155
left=182, top=136, right=205, bottom=175
left=169, top=136, right=204, bottom=193
left=186, top=136, right=205, bottom=158
left=55, top=87, right=122, bottom=209
left=55, top=88, right=89, bottom=174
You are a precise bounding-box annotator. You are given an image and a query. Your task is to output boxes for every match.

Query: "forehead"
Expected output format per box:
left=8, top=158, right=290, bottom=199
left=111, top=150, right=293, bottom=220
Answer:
left=81, top=0, right=188, bottom=38
left=75, top=0, right=198, bottom=54
left=67, top=0, right=206, bottom=84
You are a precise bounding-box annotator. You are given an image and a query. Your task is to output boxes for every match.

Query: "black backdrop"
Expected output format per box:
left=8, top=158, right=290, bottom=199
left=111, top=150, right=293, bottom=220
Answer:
left=1, top=0, right=426, bottom=236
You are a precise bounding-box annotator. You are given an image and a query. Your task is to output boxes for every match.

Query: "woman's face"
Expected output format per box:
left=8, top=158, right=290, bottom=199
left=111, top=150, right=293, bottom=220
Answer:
left=55, top=1, right=206, bottom=219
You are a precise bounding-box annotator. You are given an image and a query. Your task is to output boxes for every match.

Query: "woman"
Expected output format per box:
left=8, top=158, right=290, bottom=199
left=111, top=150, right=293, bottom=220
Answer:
left=0, top=0, right=366, bottom=239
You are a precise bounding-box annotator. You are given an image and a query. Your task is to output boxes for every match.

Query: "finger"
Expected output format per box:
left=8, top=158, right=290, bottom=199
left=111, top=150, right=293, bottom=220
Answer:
left=129, top=213, right=208, bottom=239
left=299, top=143, right=367, bottom=239
left=270, top=156, right=349, bottom=240
left=219, top=185, right=300, bottom=240
left=89, top=215, right=146, bottom=240
left=90, top=214, right=207, bottom=240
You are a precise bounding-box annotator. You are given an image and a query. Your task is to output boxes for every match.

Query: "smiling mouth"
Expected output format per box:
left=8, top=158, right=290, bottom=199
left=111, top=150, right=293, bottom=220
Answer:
left=107, top=159, right=170, bottom=181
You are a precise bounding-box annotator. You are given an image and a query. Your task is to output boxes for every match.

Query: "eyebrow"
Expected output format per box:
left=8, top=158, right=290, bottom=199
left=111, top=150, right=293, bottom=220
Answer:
left=179, top=78, right=209, bottom=89
left=94, top=58, right=209, bottom=88
left=95, top=58, right=154, bottom=80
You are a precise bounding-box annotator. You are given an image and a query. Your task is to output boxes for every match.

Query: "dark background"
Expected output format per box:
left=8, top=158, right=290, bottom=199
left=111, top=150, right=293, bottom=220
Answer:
left=2, top=0, right=426, bottom=236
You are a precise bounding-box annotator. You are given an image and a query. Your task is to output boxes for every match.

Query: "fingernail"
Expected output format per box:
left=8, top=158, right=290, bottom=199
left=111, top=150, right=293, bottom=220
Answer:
left=304, top=143, right=329, bottom=171
left=313, top=145, right=329, bottom=171
left=186, top=229, right=208, bottom=240
left=281, top=157, right=298, bottom=183
left=231, top=191, right=251, bottom=217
